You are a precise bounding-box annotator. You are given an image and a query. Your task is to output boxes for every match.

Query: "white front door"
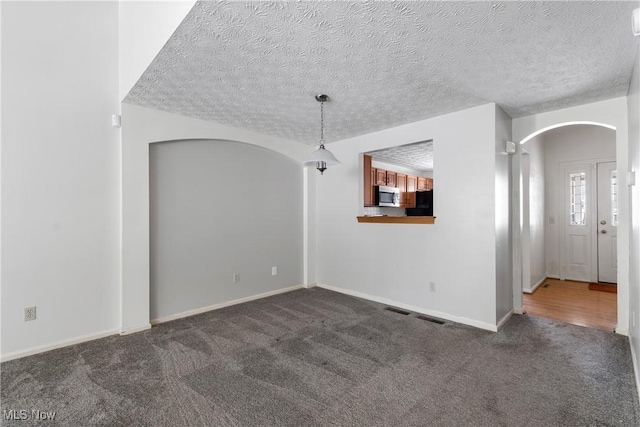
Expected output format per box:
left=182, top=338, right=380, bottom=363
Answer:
left=563, top=164, right=593, bottom=282
left=597, top=161, right=617, bottom=284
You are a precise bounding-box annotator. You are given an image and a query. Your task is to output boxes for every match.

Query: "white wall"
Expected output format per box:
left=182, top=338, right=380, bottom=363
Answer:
left=119, top=0, right=196, bottom=100
left=513, top=97, right=630, bottom=335
left=542, top=125, right=616, bottom=279
left=522, top=135, right=546, bottom=291
left=1, top=2, right=121, bottom=359
left=149, top=139, right=303, bottom=321
left=495, top=105, right=513, bottom=323
left=121, top=103, right=313, bottom=333
left=627, top=48, right=640, bottom=398
left=316, top=104, right=501, bottom=330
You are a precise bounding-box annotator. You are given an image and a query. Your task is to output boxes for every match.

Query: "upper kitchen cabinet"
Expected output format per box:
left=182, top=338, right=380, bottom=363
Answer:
left=375, top=169, right=387, bottom=185
left=364, top=154, right=374, bottom=207
left=417, top=177, right=433, bottom=191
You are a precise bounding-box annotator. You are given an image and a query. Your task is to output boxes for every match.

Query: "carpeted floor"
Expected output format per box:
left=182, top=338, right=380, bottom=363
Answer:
left=1, top=288, right=638, bottom=426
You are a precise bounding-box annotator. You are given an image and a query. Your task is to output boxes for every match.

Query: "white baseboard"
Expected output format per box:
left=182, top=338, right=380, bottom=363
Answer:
left=0, top=328, right=119, bottom=362
left=630, top=337, right=640, bottom=406
left=150, top=284, right=305, bottom=325
left=497, top=309, right=514, bottom=330
left=316, top=283, right=499, bottom=332
left=524, top=276, right=547, bottom=294
left=120, top=323, right=151, bottom=335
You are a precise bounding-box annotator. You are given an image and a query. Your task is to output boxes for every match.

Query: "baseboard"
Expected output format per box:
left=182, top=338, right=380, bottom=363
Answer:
left=0, top=328, right=119, bottom=362
left=316, top=283, right=499, bottom=332
left=150, top=284, right=305, bottom=325
left=303, top=282, right=317, bottom=289
left=524, top=276, right=547, bottom=294
left=514, top=307, right=526, bottom=315
left=120, top=323, right=151, bottom=335
left=630, top=337, right=640, bottom=406
left=497, top=309, right=514, bottom=330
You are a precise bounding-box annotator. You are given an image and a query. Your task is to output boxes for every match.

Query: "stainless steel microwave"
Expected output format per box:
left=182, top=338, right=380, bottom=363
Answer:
left=375, top=185, right=400, bottom=207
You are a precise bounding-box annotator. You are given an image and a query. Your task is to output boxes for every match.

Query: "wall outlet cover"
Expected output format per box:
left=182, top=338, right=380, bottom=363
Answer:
left=25, top=306, right=37, bottom=321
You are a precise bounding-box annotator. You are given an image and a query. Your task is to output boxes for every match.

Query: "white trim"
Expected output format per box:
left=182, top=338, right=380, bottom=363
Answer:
left=524, top=276, right=547, bottom=294
left=514, top=308, right=526, bottom=315
left=518, top=121, right=616, bottom=145
left=497, top=309, right=514, bottom=331
left=150, top=285, right=304, bottom=325
left=120, top=323, right=151, bottom=335
left=316, top=283, right=499, bottom=332
left=616, top=325, right=629, bottom=336
left=0, top=328, right=119, bottom=362
left=631, top=338, right=640, bottom=406
left=303, top=282, right=317, bottom=289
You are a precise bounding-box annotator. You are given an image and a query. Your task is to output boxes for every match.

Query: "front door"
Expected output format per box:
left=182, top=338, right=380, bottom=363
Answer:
left=597, top=161, right=617, bottom=284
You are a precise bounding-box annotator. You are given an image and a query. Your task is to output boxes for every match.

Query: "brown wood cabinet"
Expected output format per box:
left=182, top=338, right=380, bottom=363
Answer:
left=386, top=171, right=396, bottom=187
left=417, top=177, right=433, bottom=191
left=364, top=155, right=374, bottom=207
left=364, top=155, right=432, bottom=208
left=397, top=173, right=407, bottom=207
left=396, top=173, right=417, bottom=208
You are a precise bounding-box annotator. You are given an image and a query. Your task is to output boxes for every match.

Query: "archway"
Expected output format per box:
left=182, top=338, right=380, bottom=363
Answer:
left=120, top=103, right=316, bottom=334
left=512, top=97, right=629, bottom=334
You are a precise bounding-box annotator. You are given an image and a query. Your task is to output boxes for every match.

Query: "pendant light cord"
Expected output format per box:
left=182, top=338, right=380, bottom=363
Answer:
left=319, top=99, right=325, bottom=147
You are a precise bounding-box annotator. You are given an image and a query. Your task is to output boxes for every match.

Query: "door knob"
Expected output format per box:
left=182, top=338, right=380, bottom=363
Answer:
left=600, top=220, right=607, bottom=225
left=601, top=229, right=607, bottom=234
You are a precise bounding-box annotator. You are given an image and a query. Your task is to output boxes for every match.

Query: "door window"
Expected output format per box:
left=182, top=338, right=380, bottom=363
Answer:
left=611, top=170, right=618, bottom=226
left=569, top=172, right=586, bottom=225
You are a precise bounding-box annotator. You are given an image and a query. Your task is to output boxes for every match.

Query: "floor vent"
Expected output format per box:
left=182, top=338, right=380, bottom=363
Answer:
left=416, top=315, right=445, bottom=325
left=385, top=307, right=411, bottom=315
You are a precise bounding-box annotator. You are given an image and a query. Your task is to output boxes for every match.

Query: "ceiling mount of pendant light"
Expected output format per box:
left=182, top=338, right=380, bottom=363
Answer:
left=304, top=94, right=341, bottom=175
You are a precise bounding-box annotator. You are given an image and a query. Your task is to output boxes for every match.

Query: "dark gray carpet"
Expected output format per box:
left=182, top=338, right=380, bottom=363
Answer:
left=1, top=288, right=638, bottom=426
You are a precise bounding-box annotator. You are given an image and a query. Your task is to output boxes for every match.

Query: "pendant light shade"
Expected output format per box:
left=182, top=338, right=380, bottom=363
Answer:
left=304, top=94, right=340, bottom=175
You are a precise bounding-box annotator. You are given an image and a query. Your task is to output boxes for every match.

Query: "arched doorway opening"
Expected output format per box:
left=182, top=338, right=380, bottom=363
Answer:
left=515, top=123, right=618, bottom=330
left=512, top=98, right=630, bottom=335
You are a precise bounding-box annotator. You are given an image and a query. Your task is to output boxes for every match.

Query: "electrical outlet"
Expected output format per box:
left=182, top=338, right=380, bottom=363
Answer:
left=429, top=282, right=436, bottom=293
left=272, top=266, right=277, bottom=276
left=25, top=306, right=37, bottom=321
left=233, top=273, right=239, bottom=283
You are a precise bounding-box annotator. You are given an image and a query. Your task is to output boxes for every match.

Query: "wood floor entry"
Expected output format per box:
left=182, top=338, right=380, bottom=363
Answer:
left=523, top=278, right=617, bottom=332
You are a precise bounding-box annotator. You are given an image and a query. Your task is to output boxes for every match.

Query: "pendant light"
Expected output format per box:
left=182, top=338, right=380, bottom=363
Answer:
left=304, top=94, right=341, bottom=175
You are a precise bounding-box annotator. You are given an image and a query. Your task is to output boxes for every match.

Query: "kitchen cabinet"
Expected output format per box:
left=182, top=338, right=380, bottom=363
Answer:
left=364, top=157, right=430, bottom=208
left=397, top=174, right=416, bottom=208
left=386, top=171, right=396, bottom=187
left=375, top=169, right=396, bottom=187
left=364, top=155, right=374, bottom=207
left=407, top=176, right=417, bottom=207
left=417, top=177, right=433, bottom=191
left=397, top=173, right=407, bottom=207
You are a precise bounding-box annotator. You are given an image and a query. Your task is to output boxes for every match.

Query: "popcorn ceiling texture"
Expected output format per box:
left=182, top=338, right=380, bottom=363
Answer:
left=369, top=141, right=434, bottom=172
left=125, top=1, right=638, bottom=145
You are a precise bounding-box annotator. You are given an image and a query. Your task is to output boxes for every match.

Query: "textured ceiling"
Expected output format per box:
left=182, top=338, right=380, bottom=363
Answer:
left=125, top=1, right=638, bottom=145
left=369, top=141, right=434, bottom=172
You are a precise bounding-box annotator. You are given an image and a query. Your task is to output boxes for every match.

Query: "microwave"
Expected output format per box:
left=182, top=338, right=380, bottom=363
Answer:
left=375, top=185, right=400, bottom=207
